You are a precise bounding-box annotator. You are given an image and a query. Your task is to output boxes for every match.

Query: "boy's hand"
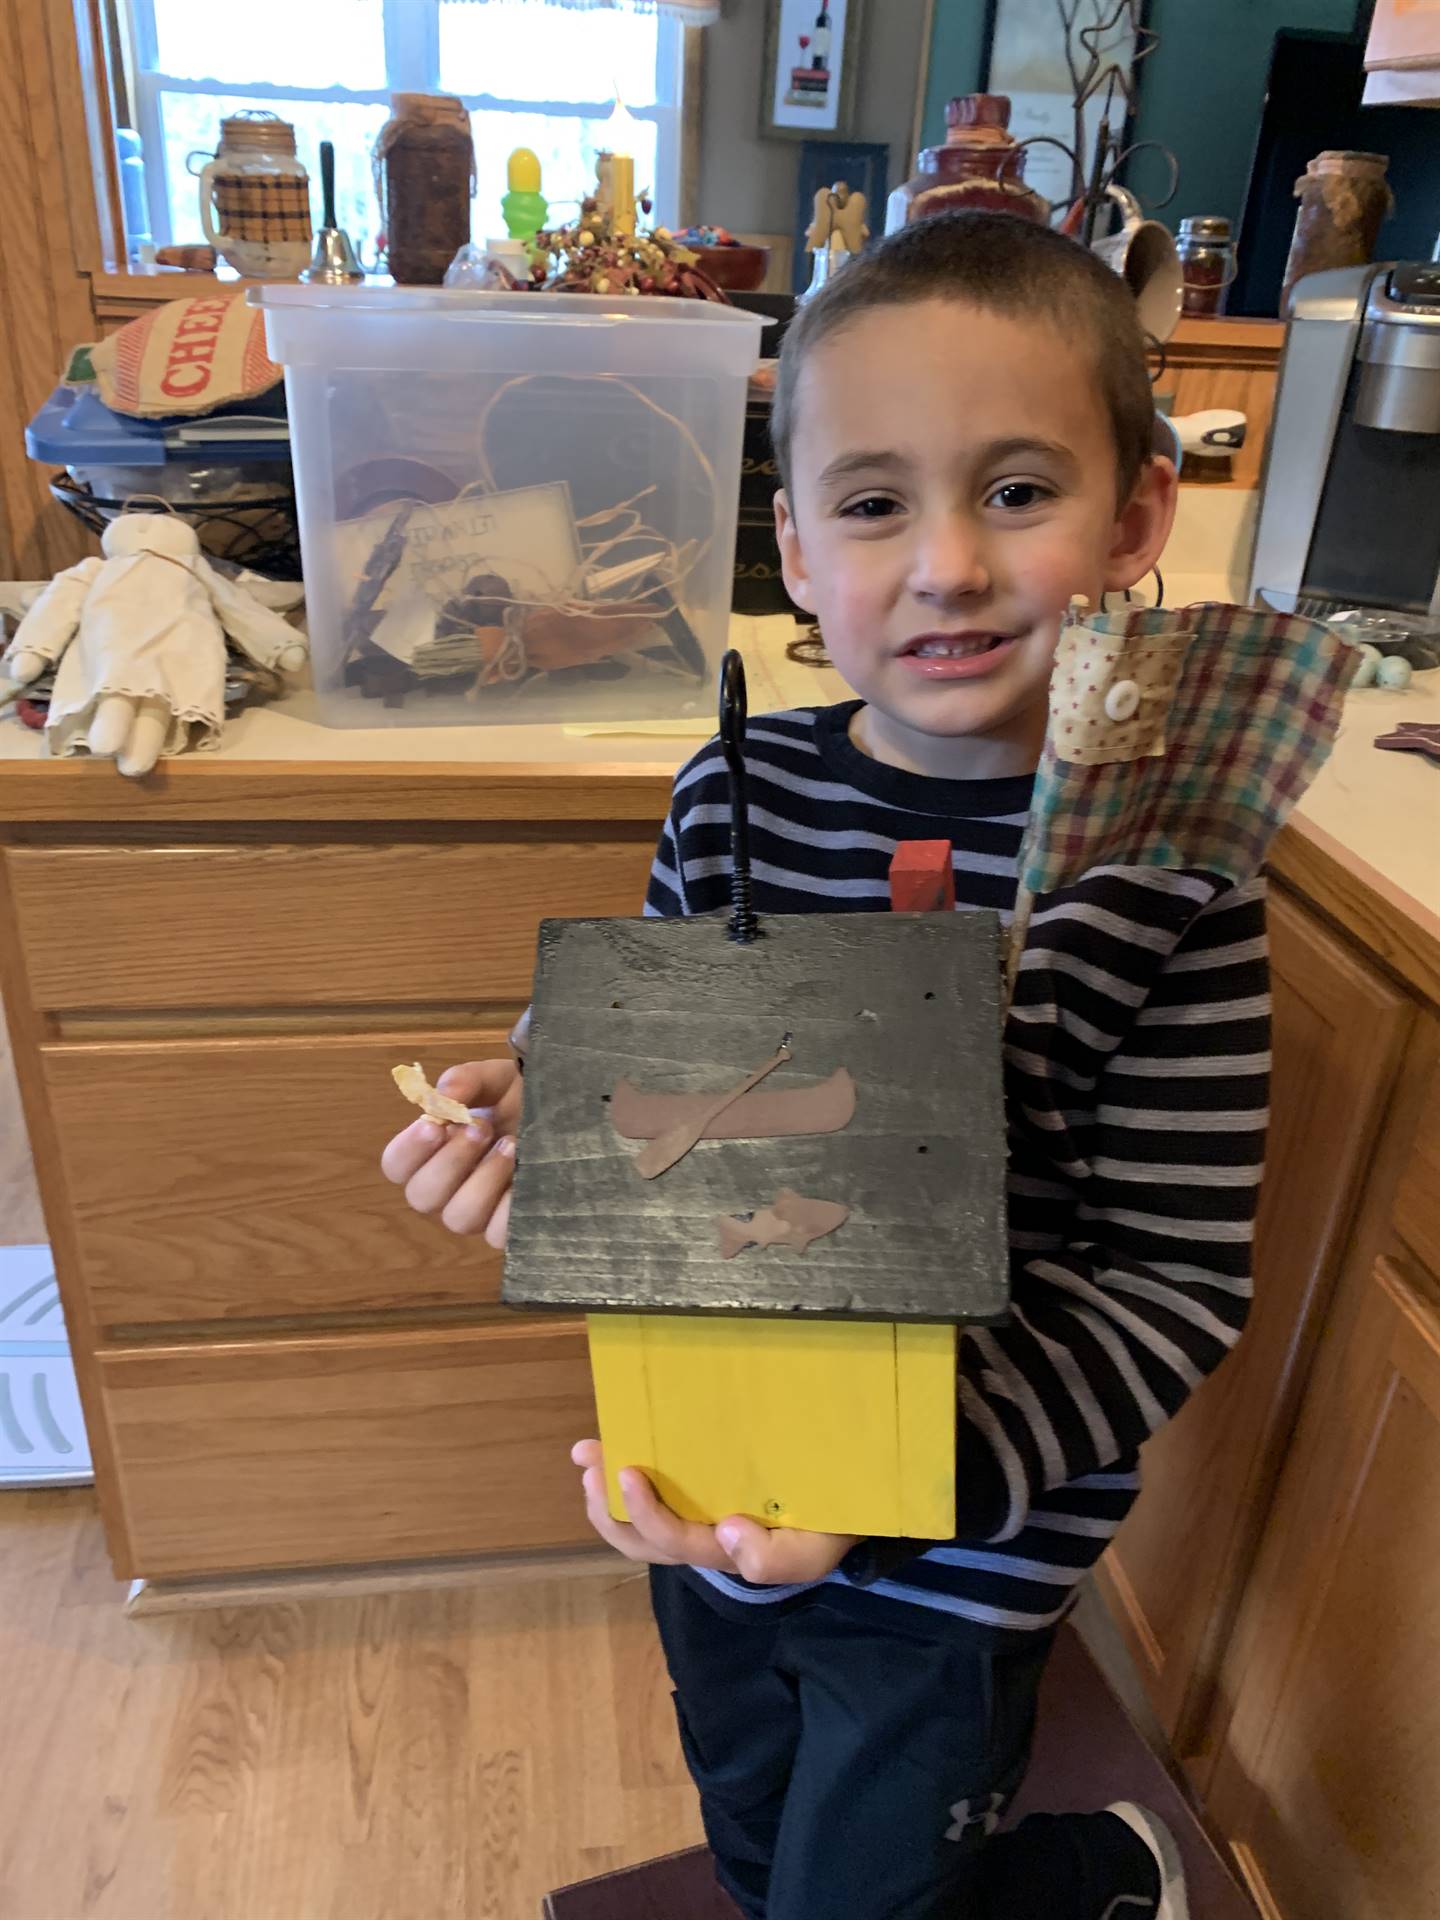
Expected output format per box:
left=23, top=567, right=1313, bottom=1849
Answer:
left=572, top=1439, right=859, bottom=1585
left=380, top=1058, right=522, bottom=1248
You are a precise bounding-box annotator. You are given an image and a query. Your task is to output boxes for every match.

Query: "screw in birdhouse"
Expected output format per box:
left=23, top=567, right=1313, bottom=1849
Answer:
left=719, top=648, right=761, bottom=945
left=763, top=1498, right=784, bottom=1519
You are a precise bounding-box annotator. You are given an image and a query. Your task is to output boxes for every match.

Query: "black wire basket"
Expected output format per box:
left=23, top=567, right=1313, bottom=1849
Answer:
left=48, top=471, right=304, bottom=582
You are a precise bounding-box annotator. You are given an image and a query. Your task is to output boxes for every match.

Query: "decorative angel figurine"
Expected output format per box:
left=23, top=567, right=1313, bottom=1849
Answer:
left=0, top=513, right=306, bottom=776
left=806, top=182, right=869, bottom=256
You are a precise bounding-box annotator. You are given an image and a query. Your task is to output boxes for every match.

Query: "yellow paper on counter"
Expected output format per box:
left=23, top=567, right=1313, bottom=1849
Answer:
left=563, top=616, right=837, bottom=737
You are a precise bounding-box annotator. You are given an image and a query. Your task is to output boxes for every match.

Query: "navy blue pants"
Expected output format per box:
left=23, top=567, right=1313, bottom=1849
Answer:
left=651, top=1568, right=1161, bottom=1920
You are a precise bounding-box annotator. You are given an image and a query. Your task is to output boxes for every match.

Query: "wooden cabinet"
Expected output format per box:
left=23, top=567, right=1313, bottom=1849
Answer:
left=0, top=769, right=664, bottom=1583
left=1095, top=890, right=1412, bottom=1753
left=42, top=1029, right=518, bottom=1330
left=1206, top=1258, right=1440, bottom=1918
left=1202, top=1026, right=1440, bottom=1918
left=102, top=1320, right=595, bottom=1576
left=6, top=834, right=652, bottom=1009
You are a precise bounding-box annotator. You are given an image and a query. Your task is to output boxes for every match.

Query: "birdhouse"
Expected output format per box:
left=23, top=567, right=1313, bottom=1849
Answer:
left=501, top=654, right=1009, bottom=1539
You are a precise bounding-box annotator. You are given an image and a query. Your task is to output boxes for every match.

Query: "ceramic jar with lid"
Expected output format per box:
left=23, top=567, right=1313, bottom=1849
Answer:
left=885, top=95, right=1048, bottom=233
left=189, top=112, right=312, bottom=280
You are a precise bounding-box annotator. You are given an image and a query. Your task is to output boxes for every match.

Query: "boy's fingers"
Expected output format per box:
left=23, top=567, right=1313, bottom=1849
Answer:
left=483, top=1185, right=512, bottom=1251
left=380, top=1115, right=451, bottom=1185
left=714, top=1519, right=858, bottom=1586
left=581, top=1465, right=676, bottom=1563
left=715, top=1516, right=801, bottom=1584
left=438, top=1136, right=515, bottom=1237
left=619, top=1469, right=731, bottom=1569
left=571, top=1438, right=604, bottom=1469
left=436, top=1059, right=521, bottom=1110
left=399, top=1122, right=496, bottom=1215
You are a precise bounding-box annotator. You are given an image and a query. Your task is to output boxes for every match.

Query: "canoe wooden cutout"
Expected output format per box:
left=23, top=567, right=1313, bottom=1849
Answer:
left=632, top=1040, right=793, bottom=1180
left=610, top=1066, right=857, bottom=1143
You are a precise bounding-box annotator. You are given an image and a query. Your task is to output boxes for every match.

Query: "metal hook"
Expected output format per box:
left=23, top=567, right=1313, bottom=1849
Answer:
left=718, top=648, right=760, bottom=945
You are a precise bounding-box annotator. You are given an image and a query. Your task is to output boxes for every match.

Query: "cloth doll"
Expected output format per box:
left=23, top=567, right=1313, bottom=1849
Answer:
left=0, top=513, right=306, bottom=776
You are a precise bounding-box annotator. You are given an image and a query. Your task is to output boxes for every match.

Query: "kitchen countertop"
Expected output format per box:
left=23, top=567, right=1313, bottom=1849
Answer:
left=4, top=490, right=1436, bottom=1000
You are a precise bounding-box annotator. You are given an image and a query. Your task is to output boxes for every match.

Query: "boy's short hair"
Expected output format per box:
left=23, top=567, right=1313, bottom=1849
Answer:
left=772, top=211, right=1156, bottom=505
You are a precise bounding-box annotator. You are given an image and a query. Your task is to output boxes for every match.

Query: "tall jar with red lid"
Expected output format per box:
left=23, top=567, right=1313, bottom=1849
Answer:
left=885, top=95, right=1048, bottom=232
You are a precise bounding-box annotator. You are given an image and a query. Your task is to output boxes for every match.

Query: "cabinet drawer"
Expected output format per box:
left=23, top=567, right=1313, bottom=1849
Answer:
left=102, top=1320, right=595, bottom=1577
left=1394, top=1030, right=1440, bottom=1282
left=6, top=835, right=657, bottom=1011
left=45, top=1030, right=516, bottom=1330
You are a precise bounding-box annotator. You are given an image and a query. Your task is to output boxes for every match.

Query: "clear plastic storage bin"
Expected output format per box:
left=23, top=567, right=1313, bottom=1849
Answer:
left=252, top=285, right=765, bottom=728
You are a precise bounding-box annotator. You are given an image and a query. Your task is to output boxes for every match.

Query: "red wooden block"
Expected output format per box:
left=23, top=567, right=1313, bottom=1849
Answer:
left=889, top=840, right=955, bottom=914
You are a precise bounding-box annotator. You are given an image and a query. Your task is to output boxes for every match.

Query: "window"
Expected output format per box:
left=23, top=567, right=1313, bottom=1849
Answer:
left=123, top=0, right=683, bottom=262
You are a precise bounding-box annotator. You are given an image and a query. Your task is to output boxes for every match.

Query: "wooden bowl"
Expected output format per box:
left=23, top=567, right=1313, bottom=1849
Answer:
left=690, top=244, right=770, bottom=293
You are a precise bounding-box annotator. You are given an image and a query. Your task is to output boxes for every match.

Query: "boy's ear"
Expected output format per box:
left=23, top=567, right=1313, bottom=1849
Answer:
left=774, top=489, right=818, bottom=616
left=1103, top=455, right=1178, bottom=594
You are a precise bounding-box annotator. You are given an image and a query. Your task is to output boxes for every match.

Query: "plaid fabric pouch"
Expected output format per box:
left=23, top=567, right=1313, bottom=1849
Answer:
left=1007, top=603, right=1358, bottom=982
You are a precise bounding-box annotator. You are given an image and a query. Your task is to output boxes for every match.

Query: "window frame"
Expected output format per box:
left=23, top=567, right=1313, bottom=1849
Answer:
left=123, top=0, right=684, bottom=251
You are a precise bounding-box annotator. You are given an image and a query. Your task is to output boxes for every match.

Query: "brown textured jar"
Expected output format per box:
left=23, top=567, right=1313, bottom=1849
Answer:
left=1282, top=150, right=1394, bottom=314
left=375, top=92, right=475, bottom=286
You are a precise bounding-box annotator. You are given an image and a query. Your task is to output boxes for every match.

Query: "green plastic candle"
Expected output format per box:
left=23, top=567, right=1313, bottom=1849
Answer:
left=502, top=147, right=548, bottom=241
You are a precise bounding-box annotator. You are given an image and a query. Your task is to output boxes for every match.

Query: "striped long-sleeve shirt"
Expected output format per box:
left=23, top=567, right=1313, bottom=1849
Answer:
left=645, top=701, right=1269, bottom=1642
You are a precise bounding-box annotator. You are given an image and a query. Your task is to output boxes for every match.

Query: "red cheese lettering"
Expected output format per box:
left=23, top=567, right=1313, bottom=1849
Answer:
left=160, top=361, right=211, bottom=397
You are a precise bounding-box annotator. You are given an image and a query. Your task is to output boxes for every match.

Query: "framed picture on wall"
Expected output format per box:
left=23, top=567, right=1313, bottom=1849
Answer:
left=792, top=140, right=888, bottom=292
left=981, top=0, right=1150, bottom=214
left=762, top=0, right=867, bottom=140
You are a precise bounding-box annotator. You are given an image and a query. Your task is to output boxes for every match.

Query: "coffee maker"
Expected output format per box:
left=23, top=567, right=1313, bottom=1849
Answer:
left=1250, top=262, right=1440, bottom=622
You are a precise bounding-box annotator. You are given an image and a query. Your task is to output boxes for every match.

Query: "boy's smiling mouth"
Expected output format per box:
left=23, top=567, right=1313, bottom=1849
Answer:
left=901, top=631, right=1015, bottom=658
left=896, top=630, right=1021, bottom=678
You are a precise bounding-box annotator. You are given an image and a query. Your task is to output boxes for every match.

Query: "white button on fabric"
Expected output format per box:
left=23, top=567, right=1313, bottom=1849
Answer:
left=1104, top=679, right=1140, bottom=722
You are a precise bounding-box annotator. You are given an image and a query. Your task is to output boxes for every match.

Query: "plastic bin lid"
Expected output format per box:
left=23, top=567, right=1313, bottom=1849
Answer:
left=25, top=384, right=290, bottom=468
left=250, top=284, right=767, bottom=376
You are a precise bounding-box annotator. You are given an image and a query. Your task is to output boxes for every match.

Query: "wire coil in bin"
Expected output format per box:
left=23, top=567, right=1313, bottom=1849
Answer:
left=48, top=471, right=304, bottom=582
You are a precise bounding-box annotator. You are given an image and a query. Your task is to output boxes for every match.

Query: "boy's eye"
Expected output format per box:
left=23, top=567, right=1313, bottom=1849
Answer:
left=986, top=480, right=1053, bottom=511
left=840, top=495, right=902, bottom=521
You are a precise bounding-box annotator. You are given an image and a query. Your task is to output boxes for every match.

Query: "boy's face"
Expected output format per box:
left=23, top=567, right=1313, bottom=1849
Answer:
left=775, top=298, right=1176, bottom=777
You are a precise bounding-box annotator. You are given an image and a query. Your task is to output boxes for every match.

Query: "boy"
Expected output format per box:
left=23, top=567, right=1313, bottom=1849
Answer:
left=382, top=213, right=1268, bottom=1919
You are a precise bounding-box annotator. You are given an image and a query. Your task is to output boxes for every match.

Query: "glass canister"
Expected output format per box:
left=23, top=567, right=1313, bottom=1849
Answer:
left=1177, top=215, right=1236, bottom=316
left=885, top=95, right=1048, bottom=232
left=1282, top=150, right=1394, bottom=313
left=190, top=112, right=312, bottom=280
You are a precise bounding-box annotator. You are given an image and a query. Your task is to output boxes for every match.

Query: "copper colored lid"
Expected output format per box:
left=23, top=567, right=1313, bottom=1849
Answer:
left=947, top=93, right=1012, bottom=131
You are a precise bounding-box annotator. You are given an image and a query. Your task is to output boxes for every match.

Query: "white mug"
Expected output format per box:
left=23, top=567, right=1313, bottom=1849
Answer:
left=1090, top=184, right=1183, bottom=345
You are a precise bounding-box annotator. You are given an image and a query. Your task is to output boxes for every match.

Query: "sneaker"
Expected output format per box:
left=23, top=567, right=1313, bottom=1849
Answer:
left=1105, top=1802, right=1190, bottom=1919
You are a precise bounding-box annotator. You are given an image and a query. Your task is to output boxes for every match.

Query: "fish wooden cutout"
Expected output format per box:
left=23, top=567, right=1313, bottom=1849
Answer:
left=715, top=1189, right=850, bottom=1260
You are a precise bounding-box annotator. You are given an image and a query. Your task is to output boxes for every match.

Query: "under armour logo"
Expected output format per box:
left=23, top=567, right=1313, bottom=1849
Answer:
left=944, top=1792, right=1004, bottom=1843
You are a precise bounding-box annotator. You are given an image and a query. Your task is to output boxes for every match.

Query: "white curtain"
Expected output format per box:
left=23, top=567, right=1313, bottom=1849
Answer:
left=441, top=0, right=719, bottom=20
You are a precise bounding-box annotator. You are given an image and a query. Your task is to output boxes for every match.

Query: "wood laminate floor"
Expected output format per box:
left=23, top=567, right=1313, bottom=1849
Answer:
left=0, top=1487, right=703, bottom=1920
left=0, top=1486, right=1185, bottom=1920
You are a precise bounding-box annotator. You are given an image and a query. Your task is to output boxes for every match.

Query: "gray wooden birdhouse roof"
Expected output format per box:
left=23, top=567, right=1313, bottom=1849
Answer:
left=501, top=906, right=1009, bottom=1323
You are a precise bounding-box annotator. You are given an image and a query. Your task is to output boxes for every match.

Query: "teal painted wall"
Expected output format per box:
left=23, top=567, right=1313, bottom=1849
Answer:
left=1131, top=0, right=1362, bottom=226
left=920, top=0, right=1364, bottom=224
left=919, top=2, right=990, bottom=150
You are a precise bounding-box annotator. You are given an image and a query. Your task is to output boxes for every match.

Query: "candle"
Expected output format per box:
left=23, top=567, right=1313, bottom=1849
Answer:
left=610, top=153, right=635, bottom=236
left=604, top=94, right=639, bottom=237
